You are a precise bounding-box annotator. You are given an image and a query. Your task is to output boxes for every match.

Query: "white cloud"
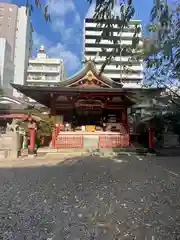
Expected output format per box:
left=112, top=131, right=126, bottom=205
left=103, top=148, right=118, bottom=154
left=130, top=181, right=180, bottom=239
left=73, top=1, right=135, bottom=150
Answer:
left=47, top=0, right=81, bottom=42
left=75, top=13, right=81, bottom=24
left=32, top=32, right=80, bottom=72
left=47, top=0, right=75, bottom=17
left=51, top=19, right=65, bottom=31
left=51, top=19, right=73, bottom=41
left=33, top=32, right=51, bottom=50
left=47, top=43, right=81, bottom=71
left=51, top=18, right=77, bottom=42
left=32, top=0, right=82, bottom=72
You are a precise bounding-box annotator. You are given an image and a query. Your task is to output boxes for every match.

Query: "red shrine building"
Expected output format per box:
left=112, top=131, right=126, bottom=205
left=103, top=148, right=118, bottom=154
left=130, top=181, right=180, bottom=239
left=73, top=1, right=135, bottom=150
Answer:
left=12, top=60, right=161, bottom=150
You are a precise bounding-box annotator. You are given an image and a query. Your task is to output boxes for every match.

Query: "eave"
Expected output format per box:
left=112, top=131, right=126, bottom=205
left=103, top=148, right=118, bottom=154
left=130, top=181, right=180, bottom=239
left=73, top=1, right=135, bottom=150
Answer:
left=11, top=83, right=165, bottom=108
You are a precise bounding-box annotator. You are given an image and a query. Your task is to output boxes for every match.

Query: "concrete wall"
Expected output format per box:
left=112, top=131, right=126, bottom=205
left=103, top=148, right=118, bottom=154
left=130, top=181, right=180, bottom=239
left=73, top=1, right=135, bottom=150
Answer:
left=0, top=132, right=20, bottom=160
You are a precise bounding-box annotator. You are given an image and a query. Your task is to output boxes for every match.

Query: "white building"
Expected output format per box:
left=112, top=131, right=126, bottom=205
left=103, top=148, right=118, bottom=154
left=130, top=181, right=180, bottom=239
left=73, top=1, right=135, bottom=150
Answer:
left=26, top=46, right=67, bottom=86
left=0, top=38, right=14, bottom=95
left=0, top=3, right=32, bottom=98
left=13, top=6, right=32, bottom=97
left=83, top=3, right=144, bottom=88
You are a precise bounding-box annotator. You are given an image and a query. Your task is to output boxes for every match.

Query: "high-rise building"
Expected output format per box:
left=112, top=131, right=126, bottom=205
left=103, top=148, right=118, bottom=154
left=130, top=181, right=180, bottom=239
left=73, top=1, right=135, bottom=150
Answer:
left=0, top=3, right=18, bottom=59
left=0, top=38, right=14, bottom=95
left=83, top=3, right=144, bottom=88
left=13, top=6, right=32, bottom=98
left=0, top=3, right=32, bottom=97
left=26, top=46, right=67, bottom=86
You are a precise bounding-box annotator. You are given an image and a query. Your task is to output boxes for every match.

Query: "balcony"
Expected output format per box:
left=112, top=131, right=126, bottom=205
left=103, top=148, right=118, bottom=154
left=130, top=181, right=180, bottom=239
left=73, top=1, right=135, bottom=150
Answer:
left=27, top=66, right=60, bottom=73
left=27, top=75, right=60, bottom=82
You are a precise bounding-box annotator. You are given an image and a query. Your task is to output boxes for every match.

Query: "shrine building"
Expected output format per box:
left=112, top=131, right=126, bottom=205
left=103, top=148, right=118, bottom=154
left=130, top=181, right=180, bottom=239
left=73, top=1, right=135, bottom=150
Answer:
left=12, top=60, right=161, bottom=150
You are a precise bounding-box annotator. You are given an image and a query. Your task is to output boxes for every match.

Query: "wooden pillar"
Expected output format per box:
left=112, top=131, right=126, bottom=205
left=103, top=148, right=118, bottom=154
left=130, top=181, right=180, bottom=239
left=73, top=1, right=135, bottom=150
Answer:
left=122, top=108, right=128, bottom=131
left=50, top=94, right=56, bottom=116
left=124, top=108, right=128, bottom=125
left=120, top=110, right=122, bottom=134
left=122, top=108, right=130, bottom=146
left=50, top=94, right=57, bottom=149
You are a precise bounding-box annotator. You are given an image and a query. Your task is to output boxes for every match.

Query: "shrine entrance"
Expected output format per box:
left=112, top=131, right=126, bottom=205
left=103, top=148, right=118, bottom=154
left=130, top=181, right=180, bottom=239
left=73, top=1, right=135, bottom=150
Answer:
left=73, top=99, right=104, bottom=132
left=75, top=108, right=102, bottom=131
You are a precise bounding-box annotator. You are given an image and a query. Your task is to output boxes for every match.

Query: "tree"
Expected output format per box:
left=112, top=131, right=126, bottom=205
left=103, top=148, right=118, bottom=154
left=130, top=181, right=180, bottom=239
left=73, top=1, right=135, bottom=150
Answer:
left=92, top=0, right=180, bottom=90
left=144, top=0, right=180, bottom=90
left=26, top=0, right=50, bottom=21
left=26, top=0, right=179, bottom=92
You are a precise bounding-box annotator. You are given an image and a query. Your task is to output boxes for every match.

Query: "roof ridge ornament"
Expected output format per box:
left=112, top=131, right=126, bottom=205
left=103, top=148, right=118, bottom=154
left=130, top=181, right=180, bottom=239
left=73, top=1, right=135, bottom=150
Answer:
left=83, top=53, right=99, bottom=65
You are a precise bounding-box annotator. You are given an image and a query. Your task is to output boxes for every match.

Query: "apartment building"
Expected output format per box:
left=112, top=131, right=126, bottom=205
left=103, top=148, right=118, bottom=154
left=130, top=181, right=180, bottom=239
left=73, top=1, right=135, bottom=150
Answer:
left=0, top=3, right=18, bottom=59
left=83, top=2, right=144, bottom=88
left=27, top=46, right=67, bottom=86
left=0, top=38, right=14, bottom=95
left=0, top=3, right=32, bottom=97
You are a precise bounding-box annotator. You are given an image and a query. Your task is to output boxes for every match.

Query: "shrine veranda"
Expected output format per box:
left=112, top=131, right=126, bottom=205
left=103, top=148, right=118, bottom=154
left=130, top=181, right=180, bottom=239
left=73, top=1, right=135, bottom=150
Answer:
left=12, top=61, right=162, bottom=150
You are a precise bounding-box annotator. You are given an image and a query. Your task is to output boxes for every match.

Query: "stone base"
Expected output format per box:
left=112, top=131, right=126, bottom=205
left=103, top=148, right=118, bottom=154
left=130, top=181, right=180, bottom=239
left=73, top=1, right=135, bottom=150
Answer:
left=0, top=149, right=19, bottom=160
left=28, top=148, right=37, bottom=155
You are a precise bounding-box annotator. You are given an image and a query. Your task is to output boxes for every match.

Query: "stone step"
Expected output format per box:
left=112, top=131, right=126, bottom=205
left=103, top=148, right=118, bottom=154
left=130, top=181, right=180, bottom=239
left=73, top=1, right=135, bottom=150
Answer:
left=37, top=147, right=150, bottom=159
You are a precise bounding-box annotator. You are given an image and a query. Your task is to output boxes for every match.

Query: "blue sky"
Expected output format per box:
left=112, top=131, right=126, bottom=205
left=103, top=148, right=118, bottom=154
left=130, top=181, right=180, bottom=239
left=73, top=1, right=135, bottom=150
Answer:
left=7, top=0, right=153, bottom=76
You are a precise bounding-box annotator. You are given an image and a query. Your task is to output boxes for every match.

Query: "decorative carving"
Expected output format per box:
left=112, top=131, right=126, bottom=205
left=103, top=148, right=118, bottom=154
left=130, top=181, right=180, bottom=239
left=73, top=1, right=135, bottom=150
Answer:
left=83, top=57, right=96, bottom=64
left=6, top=119, right=19, bottom=133
left=67, top=67, right=112, bottom=88
left=82, top=70, right=98, bottom=84
left=75, top=99, right=104, bottom=108
left=27, top=122, right=36, bottom=129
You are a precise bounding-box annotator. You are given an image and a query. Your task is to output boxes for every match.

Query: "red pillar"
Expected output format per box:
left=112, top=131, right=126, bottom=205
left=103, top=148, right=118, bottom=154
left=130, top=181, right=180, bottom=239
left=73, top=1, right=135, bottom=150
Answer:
left=52, top=127, right=56, bottom=148
left=120, top=110, right=122, bottom=134
left=148, top=128, right=155, bottom=149
left=123, top=108, right=128, bottom=132
left=29, top=128, right=36, bottom=153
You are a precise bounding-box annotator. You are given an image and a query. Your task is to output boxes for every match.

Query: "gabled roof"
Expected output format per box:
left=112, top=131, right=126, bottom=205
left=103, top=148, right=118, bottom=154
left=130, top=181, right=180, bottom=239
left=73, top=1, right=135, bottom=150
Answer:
left=57, top=60, right=123, bottom=88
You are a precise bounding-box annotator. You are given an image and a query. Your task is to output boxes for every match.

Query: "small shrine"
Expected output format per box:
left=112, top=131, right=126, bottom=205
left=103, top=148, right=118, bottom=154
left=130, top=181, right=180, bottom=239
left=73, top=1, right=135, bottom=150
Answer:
left=12, top=60, right=162, bottom=150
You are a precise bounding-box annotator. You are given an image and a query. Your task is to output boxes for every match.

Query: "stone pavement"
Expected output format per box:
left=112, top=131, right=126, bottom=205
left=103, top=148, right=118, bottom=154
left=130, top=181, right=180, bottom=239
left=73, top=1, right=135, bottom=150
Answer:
left=0, top=154, right=67, bottom=168
left=0, top=155, right=180, bottom=239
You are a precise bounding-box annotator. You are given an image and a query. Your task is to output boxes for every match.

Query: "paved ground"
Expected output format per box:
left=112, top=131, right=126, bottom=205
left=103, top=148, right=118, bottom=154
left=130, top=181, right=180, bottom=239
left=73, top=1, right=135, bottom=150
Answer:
left=0, top=155, right=180, bottom=240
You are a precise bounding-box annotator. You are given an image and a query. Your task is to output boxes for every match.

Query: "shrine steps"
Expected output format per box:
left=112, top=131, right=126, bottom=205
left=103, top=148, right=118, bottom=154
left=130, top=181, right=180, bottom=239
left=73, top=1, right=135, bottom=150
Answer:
left=37, top=147, right=150, bottom=157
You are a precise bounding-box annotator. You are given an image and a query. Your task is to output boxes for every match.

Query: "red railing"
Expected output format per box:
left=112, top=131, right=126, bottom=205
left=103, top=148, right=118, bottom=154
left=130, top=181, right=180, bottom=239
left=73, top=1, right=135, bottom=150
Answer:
left=55, top=135, right=84, bottom=148
left=98, top=134, right=130, bottom=148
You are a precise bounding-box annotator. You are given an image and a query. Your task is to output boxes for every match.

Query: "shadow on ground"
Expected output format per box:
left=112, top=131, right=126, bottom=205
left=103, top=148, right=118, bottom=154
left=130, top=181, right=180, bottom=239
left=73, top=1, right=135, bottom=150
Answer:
left=0, top=156, right=180, bottom=240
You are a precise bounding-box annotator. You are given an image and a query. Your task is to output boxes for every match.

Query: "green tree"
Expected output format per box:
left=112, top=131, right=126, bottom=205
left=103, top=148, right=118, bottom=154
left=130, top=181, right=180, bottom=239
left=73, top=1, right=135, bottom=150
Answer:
left=26, top=0, right=179, bottom=91
left=144, top=0, right=180, bottom=90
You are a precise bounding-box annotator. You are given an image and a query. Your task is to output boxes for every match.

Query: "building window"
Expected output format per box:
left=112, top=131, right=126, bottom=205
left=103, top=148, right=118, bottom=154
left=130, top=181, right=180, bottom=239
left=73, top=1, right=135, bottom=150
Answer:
left=9, top=8, right=12, bottom=12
